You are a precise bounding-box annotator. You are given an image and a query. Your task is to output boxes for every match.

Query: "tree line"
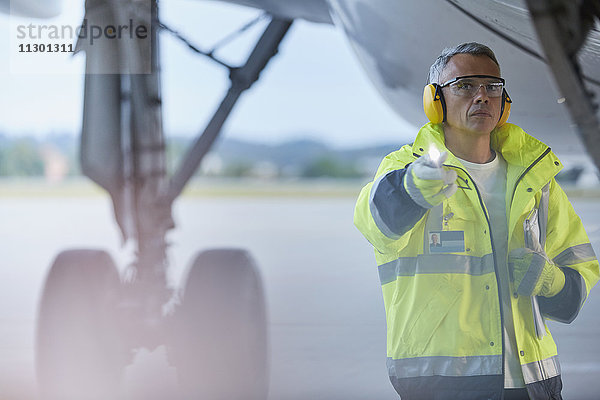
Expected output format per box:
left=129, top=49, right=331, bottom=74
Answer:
left=0, top=135, right=373, bottom=179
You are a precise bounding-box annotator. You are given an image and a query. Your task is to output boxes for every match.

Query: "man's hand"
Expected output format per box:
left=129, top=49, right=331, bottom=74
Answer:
left=403, top=151, right=458, bottom=209
left=509, top=248, right=566, bottom=297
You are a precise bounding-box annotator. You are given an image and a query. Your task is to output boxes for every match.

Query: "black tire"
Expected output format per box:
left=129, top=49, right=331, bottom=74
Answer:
left=170, top=248, right=269, bottom=400
left=36, top=249, right=126, bottom=400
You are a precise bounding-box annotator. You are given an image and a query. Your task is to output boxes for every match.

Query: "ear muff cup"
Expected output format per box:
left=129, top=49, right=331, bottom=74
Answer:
left=496, top=89, right=512, bottom=127
left=423, top=84, right=446, bottom=124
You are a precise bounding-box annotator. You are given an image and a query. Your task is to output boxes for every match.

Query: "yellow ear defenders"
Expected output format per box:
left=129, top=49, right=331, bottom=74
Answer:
left=423, top=82, right=512, bottom=127
left=423, top=83, right=447, bottom=124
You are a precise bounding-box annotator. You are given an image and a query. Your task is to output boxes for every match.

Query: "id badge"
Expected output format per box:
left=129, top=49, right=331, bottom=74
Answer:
left=428, top=231, right=465, bottom=253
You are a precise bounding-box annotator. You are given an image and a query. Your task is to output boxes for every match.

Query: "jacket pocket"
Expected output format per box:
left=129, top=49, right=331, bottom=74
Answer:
left=397, top=277, right=462, bottom=356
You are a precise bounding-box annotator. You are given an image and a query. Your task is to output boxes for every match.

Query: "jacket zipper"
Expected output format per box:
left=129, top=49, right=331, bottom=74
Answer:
left=445, top=164, right=505, bottom=398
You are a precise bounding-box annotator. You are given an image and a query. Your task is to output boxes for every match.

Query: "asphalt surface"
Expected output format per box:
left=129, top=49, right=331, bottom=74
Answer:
left=1, top=194, right=599, bottom=399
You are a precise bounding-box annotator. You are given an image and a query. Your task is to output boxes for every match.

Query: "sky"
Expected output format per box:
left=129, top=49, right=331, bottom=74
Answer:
left=0, top=0, right=416, bottom=148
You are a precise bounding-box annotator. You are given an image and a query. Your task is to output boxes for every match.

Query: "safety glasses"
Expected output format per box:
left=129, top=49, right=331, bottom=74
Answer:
left=440, top=75, right=505, bottom=98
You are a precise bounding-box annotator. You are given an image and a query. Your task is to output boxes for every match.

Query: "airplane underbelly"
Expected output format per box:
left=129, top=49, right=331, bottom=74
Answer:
left=328, top=0, right=600, bottom=152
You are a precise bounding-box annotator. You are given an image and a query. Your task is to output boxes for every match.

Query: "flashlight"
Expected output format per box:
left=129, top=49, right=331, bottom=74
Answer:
left=428, top=146, right=442, bottom=167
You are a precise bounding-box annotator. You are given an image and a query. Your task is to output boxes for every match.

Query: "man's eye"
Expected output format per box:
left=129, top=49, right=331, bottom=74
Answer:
left=487, top=84, right=502, bottom=93
left=456, top=82, right=472, bottom=90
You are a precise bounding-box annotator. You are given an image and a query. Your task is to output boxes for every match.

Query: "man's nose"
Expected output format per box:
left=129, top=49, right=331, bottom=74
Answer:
left=474, top=85, right=490, bottom=103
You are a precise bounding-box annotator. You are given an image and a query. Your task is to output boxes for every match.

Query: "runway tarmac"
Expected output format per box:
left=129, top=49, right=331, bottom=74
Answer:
left=1, top=189, right=599, bottom=399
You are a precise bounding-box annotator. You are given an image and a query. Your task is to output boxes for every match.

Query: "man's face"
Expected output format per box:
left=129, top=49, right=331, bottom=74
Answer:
left=431, top=234, right=439, bottom=244
left=439, top=54, right=502, bottom=136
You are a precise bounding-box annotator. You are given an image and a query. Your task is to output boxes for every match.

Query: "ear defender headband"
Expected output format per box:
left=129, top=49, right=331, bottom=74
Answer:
left=497, top=89, right=512, bottom=126
left=422, top=82, right=512, bottom=127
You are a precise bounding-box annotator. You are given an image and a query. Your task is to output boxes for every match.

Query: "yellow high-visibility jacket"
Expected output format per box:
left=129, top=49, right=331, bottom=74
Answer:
left=354, top=123, right=599, bottom=400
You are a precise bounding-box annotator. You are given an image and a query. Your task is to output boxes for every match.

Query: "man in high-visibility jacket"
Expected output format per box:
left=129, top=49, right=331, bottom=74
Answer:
left=354, top=42, right=599, bottom=400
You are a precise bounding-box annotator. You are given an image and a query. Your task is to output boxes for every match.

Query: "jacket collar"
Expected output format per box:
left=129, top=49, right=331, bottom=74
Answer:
left=412, top=122, right=556, bottom=169
left=490, top=123, right=550, bottom=168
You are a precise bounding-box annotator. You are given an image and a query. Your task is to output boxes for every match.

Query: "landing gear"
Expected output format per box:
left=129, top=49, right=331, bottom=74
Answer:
left=35, top=0, right=290, bottom=397
left=169, top=249, right=269, bottom=400
left=36, top=249, right=127, bottom=400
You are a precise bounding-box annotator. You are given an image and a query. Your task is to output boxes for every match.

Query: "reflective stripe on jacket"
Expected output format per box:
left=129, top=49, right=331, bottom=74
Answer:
left=354, top=122, right=599, bottom=400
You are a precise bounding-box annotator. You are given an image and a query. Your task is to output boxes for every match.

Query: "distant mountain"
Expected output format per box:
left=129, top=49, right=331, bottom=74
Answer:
left=207, top=137, right=403, bottom=177
left=212, top=138, right=328, bottom=166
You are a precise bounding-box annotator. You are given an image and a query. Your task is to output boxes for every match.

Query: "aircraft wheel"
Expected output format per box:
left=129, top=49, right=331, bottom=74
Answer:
left=36, top=249, right=126, bottom=400
left=170, top=248, right=268, bottom=400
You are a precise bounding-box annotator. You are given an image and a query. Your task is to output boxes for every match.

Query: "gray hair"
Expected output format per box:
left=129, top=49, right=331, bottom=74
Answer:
left=427, top=42, right=500, bottom=84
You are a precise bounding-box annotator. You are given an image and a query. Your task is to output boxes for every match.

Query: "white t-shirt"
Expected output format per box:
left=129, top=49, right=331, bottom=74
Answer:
left=457, top=151, right=526, bottom=389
